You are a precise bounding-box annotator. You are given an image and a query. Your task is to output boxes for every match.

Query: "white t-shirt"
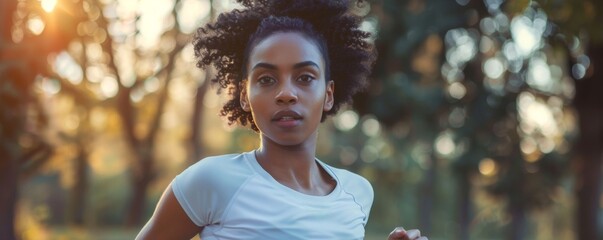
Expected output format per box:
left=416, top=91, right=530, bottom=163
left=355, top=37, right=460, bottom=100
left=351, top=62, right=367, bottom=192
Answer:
left=171, top=151, right=374, bottom=240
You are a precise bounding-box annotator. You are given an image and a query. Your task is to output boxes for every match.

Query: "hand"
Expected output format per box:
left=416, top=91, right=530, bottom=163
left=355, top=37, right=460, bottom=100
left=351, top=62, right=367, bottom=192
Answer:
left=387, top=227, right=427, bottom=240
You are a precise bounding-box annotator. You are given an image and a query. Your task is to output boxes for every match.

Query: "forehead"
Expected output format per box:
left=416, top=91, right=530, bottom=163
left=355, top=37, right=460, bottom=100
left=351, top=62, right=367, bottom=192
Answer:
left=248, top=32, right=324, bottom=70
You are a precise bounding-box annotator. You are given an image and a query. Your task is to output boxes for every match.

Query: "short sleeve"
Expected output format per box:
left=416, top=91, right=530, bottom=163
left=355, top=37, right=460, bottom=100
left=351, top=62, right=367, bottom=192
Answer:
left=171, top=153, right=254, bottom=227
left=172, top=159, right=219, bottom=226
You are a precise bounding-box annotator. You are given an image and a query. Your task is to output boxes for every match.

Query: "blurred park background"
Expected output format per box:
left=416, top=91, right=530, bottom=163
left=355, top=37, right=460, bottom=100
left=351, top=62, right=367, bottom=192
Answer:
left=1, top=0, right=602, bottom=239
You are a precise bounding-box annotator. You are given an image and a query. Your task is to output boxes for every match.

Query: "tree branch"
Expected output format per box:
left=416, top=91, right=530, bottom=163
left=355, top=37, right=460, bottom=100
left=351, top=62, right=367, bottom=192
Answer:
left=19, top=138, right=53, bottom=180
left=92, top=0, right=140, bottom=150
left=146, top=41, right=185, bottom=148
left=146, top=0, right=185, bottom=147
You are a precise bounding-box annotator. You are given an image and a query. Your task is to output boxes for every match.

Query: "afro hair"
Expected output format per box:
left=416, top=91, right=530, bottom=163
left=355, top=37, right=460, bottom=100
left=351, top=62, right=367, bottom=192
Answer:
left=193, top=0, right=376, bottom=131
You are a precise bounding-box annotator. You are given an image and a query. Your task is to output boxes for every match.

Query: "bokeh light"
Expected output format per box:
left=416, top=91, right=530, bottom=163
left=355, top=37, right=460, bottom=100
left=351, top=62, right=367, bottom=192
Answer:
left=177, top=0, right=211, bottom=34
left=510, top=13, right=546, bottom=57
left=38, top=77, right=61, bottom=95
left=518, top=92, right=558, bottom=138
left=334, top=110, right=359, bottom=131
left=100, top=76, right=118, bottom=98
left=54, top=52, right=84, bottom=84
left=136, top=0, right=175, bottom=49
left=448, top=82, right=466, bottom=100
left=527, top=55, right=554, bottom=93
left=361, top=117, right=381, bottom=137
left=41, top=0, right=57, bottom=13
left=479, top=158, right=498, bottom=177
left=27, top=16, right=45, bottom=35
left=445, top=28, right=477, bottom=68
left=483, top=57, right=505, bottom=79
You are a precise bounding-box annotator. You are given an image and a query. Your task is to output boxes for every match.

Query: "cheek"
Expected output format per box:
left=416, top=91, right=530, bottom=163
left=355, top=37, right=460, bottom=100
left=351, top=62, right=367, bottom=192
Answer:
left=247, top=92, right=270, bottom=112
left=308, top=92, right=327, bottom=111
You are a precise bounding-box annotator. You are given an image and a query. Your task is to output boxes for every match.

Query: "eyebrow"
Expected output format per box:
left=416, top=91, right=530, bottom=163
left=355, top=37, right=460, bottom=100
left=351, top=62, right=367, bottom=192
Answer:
left=293, top=61, right=320, bottom=70
left=251, top=61, right=320, bottom=71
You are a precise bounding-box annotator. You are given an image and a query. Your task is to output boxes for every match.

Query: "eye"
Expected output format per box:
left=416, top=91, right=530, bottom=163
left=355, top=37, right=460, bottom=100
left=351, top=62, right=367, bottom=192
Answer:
left=297, top=74, right=315, bottom=83
left=258, top=76, right=276, bottom=85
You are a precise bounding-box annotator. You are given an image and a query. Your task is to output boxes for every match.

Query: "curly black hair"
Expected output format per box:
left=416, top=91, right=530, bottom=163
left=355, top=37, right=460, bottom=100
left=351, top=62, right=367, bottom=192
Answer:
left=193, top=0, right=376, bottom=131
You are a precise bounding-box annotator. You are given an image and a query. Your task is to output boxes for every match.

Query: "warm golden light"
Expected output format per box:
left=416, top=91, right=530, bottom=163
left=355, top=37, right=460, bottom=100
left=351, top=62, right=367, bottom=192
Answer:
left=479, top=158, right=498, bottom=176
left=100, top=76, right=119, bottom=98
left=27, top=17, right=45, bottom=35
left=41, top=0, right=57, bottom=13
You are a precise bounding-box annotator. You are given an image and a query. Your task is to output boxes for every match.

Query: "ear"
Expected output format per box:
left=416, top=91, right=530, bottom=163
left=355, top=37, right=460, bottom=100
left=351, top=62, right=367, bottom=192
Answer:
left=323, top=80, right=334, bottom=111
left=240, top=81, right=251, bottom=112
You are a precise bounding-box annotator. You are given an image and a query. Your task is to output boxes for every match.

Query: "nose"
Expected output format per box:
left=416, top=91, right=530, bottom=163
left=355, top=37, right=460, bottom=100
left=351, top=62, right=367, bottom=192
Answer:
left=275, top=81, right=298, bottom=105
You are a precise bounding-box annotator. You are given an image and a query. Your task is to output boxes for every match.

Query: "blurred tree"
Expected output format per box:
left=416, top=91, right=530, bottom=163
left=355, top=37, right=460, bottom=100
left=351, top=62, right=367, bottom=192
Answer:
left=0, top=0, right=83, bottom=239
left=458, top=3, right=572, bottom=239
left=188, top=0, right=216, bottom=164
left=58, top=110, right=93, bottom=226
left=189, top=71, right=210, bottom=163
left=359, top=0, right=575, bottom=239
left=537, top=1, right=603, bottom=239
left=3, top=0, right=211, bottom=229
left=46, top=0, right=193, bottom=226
left=356, top=0, right=465, bottom=236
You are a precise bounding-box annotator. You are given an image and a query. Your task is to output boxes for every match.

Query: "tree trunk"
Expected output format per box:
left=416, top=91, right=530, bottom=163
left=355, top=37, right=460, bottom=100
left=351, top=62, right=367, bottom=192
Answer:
left=0, top=150, right=19, bottom=240
left=69, top=144, right=88, bottom=225
left=573, top=44, right=603, bottom=240
left=575, top=150, right=602, bottom=240
left=418, top=154, right=437, bottom=234
left=190, top=76, right=210, bottom=164
left=1, top=3, right=25, bottom=236
left=126, top=154, right=154, bottom=227
left=188, top=2, right=216, bottom=164
left=508, top=199, right=526, bottom=240
left=457, top=173, right=471, bottom=240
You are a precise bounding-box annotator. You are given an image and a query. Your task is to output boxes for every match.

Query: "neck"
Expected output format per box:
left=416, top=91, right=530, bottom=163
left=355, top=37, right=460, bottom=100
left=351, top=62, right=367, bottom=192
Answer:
left=256, top=130, right=318, bottom=170
left=255, top=130, right=333, bottom=195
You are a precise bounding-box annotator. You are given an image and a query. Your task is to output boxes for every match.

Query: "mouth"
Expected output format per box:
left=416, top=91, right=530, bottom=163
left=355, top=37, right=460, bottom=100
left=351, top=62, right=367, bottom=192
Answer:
left=272, top=110, right=303, bottom=125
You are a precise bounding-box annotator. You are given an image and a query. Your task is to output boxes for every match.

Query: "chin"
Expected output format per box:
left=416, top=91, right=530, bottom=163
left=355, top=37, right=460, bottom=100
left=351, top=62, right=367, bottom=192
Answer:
left=272, top=137, right=305, bottom=147
left=260, top=132, right=307, bottom=147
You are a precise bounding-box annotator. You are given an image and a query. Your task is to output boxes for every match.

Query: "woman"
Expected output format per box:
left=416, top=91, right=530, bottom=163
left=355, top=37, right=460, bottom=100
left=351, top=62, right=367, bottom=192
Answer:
left=137, top=0, right=427, bottom=239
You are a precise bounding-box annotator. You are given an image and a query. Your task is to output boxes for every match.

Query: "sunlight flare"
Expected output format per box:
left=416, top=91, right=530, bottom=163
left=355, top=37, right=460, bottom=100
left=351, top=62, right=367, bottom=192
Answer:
left=41, top=0, right=57, bottom=13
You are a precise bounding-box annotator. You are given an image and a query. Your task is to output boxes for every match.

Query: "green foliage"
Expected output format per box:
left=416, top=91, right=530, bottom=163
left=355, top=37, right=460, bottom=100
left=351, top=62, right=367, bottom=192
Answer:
left=355, top=0, right=577, bottom=238
left=539, top=0, right=603, bottom=43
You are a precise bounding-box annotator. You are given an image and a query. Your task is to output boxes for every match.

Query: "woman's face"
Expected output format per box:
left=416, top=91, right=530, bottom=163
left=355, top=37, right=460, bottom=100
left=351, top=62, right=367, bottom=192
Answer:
left=241, top=32, right=334, bottom=146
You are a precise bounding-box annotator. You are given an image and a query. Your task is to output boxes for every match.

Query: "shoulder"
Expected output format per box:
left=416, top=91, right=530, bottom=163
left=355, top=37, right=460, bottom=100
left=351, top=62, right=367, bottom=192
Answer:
left=172, top=151, right=256, bottom=200
left=179, top=152, right=253, bottom=181
left=320, top=162, right=374, bottom=199
left=190, top=152, right=248, bottom=169
left=170, top=152, right=256, bottom=226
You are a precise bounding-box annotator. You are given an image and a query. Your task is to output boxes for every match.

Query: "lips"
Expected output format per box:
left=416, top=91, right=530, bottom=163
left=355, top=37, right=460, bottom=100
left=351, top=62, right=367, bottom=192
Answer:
left=272, top=110, right=303, bottom=121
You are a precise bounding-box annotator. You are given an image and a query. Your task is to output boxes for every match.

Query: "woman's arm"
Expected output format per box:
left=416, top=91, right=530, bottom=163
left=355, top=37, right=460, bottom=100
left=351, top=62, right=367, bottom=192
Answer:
left=136, top=184, right=202, bottom=240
